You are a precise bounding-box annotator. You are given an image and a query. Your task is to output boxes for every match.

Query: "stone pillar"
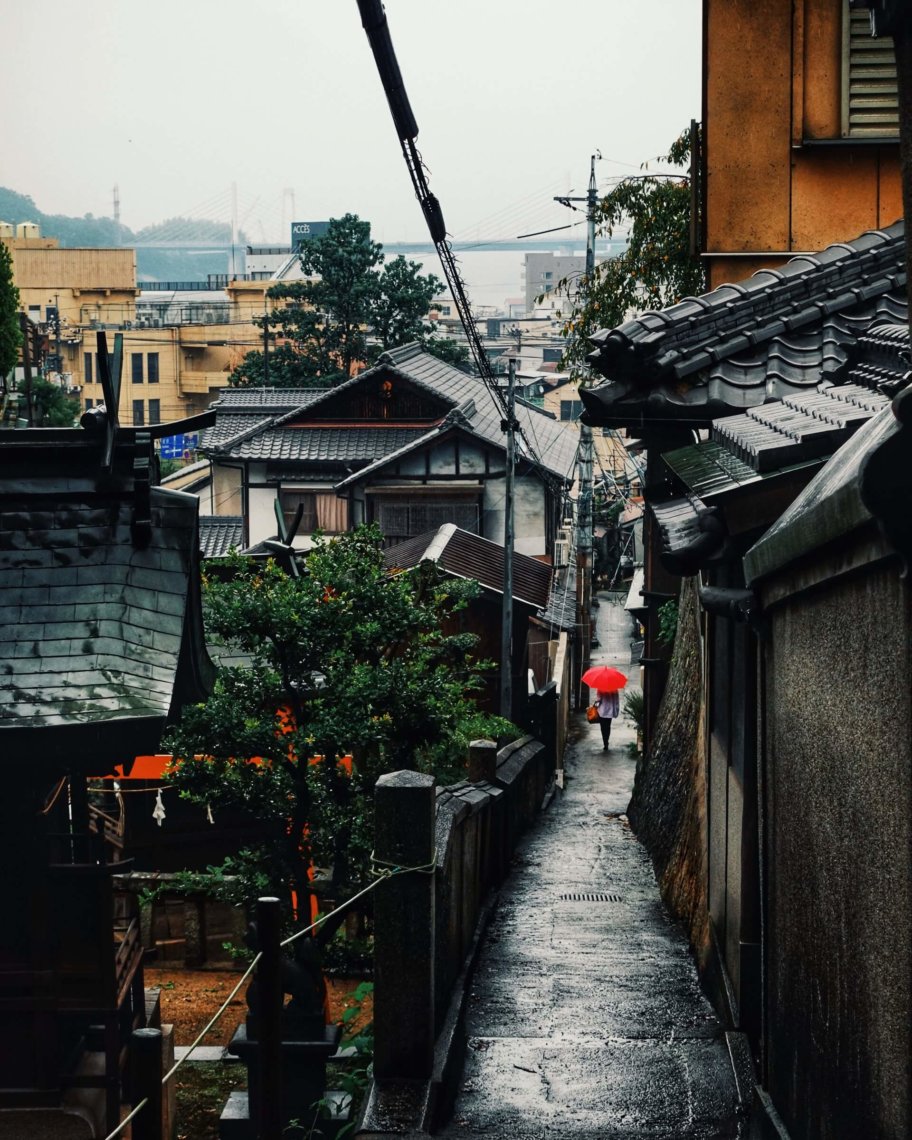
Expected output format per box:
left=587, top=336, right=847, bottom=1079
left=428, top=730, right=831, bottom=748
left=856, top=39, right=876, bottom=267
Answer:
left=467, top=738, right=497, bottom=783
left=131, top=1028, right=162, bottom=1140
left=373, top=771, right=436, bottom=1081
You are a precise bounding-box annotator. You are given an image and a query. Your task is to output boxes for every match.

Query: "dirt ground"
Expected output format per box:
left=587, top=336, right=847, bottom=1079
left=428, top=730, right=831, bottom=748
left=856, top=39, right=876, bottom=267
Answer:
left=145, top=966, right=372, bottom=1047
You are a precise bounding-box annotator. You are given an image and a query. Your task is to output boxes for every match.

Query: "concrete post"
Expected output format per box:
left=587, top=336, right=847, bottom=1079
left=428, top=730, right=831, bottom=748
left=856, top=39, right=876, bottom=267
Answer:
left=467, top=738, right=497, bottom=783
left=373, top=771, right=436, bottom=1081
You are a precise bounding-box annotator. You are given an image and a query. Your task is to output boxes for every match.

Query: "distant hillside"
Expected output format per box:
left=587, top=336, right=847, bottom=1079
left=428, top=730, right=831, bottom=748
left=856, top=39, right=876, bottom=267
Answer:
left=0, top=186, right=246, bottom=282
left=0, top=186, right=127, bottom=247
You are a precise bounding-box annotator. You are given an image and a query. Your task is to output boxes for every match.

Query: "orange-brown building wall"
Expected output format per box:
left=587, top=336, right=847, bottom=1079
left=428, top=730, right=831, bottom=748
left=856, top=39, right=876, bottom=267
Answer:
left=703, top=0, right=901, bottom=288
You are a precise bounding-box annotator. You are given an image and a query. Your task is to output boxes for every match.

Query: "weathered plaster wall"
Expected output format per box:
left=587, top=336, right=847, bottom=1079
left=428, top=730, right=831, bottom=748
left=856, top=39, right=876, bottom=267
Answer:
left=627, top=577, right=710, bottom=963
left=764, top=561, right=912, bottom=1139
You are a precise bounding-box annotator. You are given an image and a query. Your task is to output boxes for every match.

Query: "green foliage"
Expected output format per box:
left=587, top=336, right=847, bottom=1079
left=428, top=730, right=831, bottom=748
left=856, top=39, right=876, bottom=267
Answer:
left=0, top=242, right=20, bottom=385
left=657, top=599, right=679, bottom=647
left=165, top=526, right=495, bottom=927
left=229, top=215, right=443, bottom=388
left=623, top=688, right=645, bottom=734
left=370, top=254, right=442, bottom=350
left=27, top=378, right=80, bottom=426
left=551, top=129, right=706, bottom=381
left=418, top=334, right=470, bottom=369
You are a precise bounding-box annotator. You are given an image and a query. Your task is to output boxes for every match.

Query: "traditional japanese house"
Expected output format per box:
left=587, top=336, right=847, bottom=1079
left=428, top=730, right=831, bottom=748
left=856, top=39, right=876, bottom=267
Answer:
left=0, top=348, right=214, bottom=1136
left=383, top=523, right=554, bottom=720
left=201, top=343, right=577, bottom=560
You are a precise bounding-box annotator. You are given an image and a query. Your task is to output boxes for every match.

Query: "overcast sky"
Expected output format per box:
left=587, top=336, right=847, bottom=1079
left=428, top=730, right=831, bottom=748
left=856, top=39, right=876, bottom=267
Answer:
left=4, top=0, right=701, bottom=245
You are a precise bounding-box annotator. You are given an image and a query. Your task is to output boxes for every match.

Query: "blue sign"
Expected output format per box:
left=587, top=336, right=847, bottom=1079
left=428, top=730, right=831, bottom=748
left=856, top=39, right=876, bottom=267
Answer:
left=160, top=433, right=198, bottom=460
left=291, top=220, right=330, bottom=249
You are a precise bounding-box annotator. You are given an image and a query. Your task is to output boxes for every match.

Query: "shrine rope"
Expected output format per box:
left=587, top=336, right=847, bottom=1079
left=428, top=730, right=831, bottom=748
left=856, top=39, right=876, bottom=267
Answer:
left=100, top=854, right=437, bottom=1140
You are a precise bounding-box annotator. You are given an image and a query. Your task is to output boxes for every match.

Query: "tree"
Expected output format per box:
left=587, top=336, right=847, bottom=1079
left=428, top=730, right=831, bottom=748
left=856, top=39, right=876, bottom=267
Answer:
left=28, top=378, right=79, bottom=426
left=552, top=129, right=706, bottom=381
left=164, top=526, right=510, bottom=932
left=228, top=214, right=446, bottom=387
left=0, top=242, right=21, bottom=391
left=370, top=255, right=442, bottom=350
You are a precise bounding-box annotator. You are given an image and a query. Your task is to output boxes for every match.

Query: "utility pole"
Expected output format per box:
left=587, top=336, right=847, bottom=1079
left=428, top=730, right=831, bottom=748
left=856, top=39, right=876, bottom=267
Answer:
left=573, top=155, right=600, bottom=706
left=262, top=307, right=270, bottom=386
left=553, top=155, right=600, bottom=705
left=230, top=181, right=238, bottom=281
left=500, top=357, right=518, bottom=721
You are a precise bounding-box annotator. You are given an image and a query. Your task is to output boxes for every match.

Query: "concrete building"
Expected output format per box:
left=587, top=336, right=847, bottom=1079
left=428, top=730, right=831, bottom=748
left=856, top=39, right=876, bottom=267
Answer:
left=522, top=251, right=587, bottom=314
left=3, top=226, right=273, bottom=426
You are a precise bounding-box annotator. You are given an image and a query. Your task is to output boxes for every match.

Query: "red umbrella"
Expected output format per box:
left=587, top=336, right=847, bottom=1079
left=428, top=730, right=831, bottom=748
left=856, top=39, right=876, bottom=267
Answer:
left=581, top=665, right=628, bottom=692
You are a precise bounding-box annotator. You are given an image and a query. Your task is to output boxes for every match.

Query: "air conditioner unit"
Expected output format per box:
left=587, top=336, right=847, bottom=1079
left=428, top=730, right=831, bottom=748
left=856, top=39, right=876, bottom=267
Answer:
left=553, top=539, right=570, bottom=568
left=557, top=526, right=572, bottom=546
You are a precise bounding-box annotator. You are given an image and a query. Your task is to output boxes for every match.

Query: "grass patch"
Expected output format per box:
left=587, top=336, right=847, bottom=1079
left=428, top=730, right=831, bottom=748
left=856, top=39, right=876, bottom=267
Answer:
left=174, top=1060, right=246, bottom=1140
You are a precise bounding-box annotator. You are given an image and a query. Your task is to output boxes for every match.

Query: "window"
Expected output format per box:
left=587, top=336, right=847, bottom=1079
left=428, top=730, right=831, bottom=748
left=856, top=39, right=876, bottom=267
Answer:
left=280, top=490, right=348, bottom=535
left=132, top=353, right=144, bottom=383
left=842, top=4, right=898, bottom=137
left=85, top=398, right=94, bottom=410
left=147, top=352, right=160, bottom=383
left=84, top=353, right=93, bottom=383
left=560, top=399, right=583, bottom=421
left=132, top=400, right=144, bottom=426
left=376, top=497, right=479, bottom=544
left=148, top=399, right=161, bottom=425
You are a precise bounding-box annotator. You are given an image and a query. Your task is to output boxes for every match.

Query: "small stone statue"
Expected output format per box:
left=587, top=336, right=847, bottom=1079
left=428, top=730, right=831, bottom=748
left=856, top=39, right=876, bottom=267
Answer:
left=244, top=921, right=328, bottom=1041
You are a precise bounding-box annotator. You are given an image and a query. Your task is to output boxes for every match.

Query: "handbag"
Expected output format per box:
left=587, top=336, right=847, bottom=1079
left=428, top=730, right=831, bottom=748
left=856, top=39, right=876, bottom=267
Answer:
left=586, top=704, right=599, bottom=723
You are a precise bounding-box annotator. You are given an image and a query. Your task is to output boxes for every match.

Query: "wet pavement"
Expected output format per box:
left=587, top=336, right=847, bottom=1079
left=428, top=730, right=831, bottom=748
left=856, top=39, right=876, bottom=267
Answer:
left=438, top=593, right=746, bottom=1138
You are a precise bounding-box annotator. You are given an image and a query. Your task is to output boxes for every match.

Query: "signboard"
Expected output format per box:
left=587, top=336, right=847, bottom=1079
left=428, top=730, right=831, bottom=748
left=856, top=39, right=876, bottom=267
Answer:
left=291, top=220, right=330, bottom=249
left=159, top=433, right=198, bottom=460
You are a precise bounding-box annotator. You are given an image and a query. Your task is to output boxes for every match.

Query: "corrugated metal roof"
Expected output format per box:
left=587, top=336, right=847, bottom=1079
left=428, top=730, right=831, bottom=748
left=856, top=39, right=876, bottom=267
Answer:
left=384, top=523, right=553, bottom=610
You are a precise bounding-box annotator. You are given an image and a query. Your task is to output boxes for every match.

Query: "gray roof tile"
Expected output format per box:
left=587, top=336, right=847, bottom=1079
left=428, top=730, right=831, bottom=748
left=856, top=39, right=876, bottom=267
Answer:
left=199, top=515, right=245, bottom=558
left=207, top=344, right=577, bottom=483
left=583, top=222, right=908, bottom=428
left=0, top=430, right=214, bottom=766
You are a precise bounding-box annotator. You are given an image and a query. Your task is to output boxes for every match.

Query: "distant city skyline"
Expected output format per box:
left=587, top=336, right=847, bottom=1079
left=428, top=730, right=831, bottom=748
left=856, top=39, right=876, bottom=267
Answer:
left=3, top=1, right=701, bottom=245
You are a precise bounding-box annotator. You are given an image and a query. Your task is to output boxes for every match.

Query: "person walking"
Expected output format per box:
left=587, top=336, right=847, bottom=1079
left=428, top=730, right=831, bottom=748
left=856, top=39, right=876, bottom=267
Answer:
left=595, top=689, right=620, bottom=751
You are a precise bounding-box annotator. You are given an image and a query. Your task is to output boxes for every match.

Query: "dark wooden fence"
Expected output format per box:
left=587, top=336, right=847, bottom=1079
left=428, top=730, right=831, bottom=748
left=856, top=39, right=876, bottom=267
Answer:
left=359, top=733, right=553, bottom=1134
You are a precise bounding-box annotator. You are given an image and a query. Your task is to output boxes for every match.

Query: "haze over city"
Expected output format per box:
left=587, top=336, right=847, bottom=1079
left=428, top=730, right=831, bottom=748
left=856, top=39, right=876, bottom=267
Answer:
left=2, top=0, right=701, bottom=244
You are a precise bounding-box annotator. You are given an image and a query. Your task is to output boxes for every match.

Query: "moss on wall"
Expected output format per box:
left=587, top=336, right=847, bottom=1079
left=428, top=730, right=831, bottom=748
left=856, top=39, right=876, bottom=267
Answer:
left=627, top=576, right=710, bottom=964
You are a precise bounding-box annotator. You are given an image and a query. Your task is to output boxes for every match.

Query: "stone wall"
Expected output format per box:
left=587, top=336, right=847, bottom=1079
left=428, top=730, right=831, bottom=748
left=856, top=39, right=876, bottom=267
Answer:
left=627, top=577, right=711, bottom=964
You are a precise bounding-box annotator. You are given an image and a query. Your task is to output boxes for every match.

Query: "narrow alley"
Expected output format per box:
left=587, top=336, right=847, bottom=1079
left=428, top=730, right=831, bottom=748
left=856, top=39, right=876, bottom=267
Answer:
left=439, top=593, right=747, bottom=1138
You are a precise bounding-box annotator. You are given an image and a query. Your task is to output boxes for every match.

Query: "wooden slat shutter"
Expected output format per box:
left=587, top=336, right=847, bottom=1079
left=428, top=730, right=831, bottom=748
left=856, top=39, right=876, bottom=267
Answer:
left=842, top=6, right=898, bottom=138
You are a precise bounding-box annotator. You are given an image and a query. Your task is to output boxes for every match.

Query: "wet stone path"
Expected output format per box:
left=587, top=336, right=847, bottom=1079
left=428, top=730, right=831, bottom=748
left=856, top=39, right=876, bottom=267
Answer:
left=438, top=594, right=746, bottom=1138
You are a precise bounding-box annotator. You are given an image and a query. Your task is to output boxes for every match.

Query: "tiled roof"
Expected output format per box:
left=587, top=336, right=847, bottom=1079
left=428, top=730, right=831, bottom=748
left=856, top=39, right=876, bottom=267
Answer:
left=0, top=430, right=214, bottom=767
left=199, top=515, right=244, bottom=558
left=211, top=387, right=328, bottom=411
left=650, top=323, right=909, bottom=576
left=384, top=523, right=553, bottom=610
left=215, top=344, right=577, bottom=482
left=199, top=388, right=329, bottom=451
left=199, top=412, right=272, bottom=449
left=226, top=426, right=428, bottom=463
left=744, top=324, right=912, bottom=585
left=582, top=222, right=907, bottom=428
